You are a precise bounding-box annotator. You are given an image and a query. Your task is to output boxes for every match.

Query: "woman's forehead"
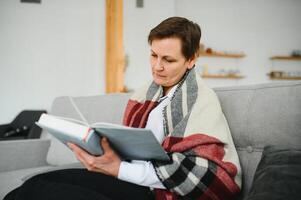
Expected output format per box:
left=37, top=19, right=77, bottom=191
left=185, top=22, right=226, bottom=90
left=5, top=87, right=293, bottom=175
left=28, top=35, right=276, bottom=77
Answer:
left=151, top=38, right=183, bottom=57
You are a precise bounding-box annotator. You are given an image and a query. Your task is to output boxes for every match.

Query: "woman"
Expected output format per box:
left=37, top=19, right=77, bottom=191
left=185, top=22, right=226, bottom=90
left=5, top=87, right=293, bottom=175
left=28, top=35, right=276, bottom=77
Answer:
left=4, top=17, right=241, bottom=200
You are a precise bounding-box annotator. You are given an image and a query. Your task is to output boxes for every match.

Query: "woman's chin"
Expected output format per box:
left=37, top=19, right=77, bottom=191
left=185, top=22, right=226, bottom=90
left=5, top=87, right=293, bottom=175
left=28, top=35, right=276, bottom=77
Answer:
left=153, top=79, right=166, bottom=86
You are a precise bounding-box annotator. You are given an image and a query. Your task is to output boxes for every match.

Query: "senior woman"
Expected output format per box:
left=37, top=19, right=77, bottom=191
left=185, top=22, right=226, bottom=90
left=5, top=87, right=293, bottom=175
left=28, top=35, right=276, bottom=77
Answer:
left=4, top=17, right=241, bottom=200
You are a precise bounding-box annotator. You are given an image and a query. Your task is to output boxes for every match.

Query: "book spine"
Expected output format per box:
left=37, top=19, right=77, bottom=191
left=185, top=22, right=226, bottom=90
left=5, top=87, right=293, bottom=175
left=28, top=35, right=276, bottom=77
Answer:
left=82, top=128, right=93, bottom=142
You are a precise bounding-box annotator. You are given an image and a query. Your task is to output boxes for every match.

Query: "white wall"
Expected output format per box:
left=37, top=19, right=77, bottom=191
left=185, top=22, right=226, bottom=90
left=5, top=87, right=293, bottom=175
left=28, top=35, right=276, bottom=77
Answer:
left=123, top=0, right=176, bottom=91
left=1, top=0, right=301, bottom=123
left=0, top=0, right=105, bottom=123
left=175, top=0, right=301, bottom=87
left=124, top=0, right=301, bottom=88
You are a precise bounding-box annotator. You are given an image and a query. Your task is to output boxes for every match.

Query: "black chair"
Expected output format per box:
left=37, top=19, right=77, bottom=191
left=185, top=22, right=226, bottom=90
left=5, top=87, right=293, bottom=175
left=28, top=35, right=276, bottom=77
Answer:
left=0, top=110, right=47, bottom=140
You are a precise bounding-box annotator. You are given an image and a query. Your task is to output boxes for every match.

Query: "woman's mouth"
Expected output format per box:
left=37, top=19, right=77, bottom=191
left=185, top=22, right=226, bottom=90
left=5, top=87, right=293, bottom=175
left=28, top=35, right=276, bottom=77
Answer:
left=154, top=73, right=166, bottom=78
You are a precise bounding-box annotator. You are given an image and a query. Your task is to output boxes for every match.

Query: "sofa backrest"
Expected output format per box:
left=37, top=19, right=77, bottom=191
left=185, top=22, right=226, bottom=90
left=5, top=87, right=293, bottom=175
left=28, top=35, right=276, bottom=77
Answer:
left=42, top=81, right=301, bottom=197
left=214, top=81, right=301, bottom=197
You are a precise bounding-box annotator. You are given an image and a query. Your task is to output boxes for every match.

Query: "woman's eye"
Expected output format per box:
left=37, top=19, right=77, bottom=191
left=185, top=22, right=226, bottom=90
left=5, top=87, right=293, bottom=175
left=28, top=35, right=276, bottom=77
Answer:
left=165, top=59, right=174, bottom=63
left=151, top=54, right=157, bottom=58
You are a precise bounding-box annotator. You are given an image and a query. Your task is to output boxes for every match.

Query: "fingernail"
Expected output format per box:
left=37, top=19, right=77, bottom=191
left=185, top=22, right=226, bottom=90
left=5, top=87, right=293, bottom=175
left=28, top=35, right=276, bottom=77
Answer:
left=67, top=143, right=73, bottom=148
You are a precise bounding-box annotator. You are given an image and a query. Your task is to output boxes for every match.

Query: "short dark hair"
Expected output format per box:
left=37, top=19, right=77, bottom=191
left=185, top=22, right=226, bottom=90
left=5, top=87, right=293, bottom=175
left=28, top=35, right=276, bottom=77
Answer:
left=148, top=17, right=201, bottom=60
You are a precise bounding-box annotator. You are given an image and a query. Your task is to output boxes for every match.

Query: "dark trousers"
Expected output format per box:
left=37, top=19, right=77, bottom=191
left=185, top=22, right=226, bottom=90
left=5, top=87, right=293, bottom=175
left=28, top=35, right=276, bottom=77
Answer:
left=4, top=169, right=154, bottom=200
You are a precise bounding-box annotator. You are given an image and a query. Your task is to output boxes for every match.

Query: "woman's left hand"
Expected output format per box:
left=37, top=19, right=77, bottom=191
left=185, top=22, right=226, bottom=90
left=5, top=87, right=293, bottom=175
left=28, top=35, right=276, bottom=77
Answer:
left=68, top=137, right=121, bottom=177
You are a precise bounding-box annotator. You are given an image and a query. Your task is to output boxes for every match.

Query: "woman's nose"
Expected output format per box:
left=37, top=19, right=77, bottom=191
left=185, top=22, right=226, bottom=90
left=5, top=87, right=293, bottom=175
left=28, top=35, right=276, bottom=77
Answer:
left=153, top=58, right=164, bottom=70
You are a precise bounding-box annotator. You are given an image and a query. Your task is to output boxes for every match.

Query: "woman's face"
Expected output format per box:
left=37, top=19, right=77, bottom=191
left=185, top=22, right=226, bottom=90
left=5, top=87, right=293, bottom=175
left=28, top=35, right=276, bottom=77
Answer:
left=150, top=37, right=196, bottom=95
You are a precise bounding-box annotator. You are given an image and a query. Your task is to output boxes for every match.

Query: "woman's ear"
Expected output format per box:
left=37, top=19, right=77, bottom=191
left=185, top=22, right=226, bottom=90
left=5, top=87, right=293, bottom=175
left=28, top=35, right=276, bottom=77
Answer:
left=187, top=54, right=198, bottom=69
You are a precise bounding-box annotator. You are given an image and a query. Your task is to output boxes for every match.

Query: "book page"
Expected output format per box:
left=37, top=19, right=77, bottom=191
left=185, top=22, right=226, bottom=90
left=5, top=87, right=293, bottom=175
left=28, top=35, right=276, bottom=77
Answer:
left=90, top=122, right=131, bottom=129
left=36, top=114, right=103, bottom=155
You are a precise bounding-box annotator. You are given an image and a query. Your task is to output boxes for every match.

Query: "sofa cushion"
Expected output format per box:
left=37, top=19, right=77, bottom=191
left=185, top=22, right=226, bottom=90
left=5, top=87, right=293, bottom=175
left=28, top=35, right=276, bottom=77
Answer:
left=44, top=134, right=79, bottom=165
left=236, top=147, right=263, bottom=197
left=244, top=145, right=301, bottom=200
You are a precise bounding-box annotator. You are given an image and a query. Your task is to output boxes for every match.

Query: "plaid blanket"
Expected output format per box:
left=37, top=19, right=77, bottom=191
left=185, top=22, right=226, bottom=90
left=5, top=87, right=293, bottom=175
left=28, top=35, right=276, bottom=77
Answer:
left=123, top=68, right=241, bottom=200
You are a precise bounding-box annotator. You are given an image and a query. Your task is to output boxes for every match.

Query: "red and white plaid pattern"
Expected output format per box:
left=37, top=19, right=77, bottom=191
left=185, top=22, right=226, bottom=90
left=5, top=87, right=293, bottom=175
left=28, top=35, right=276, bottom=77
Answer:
left=123, top=69, right=241, bottom=200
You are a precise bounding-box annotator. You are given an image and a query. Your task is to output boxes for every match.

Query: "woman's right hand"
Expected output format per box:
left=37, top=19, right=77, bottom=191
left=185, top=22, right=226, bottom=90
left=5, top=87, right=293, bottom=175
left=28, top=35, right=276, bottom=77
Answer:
left=68, top=137, right=121, bottom=177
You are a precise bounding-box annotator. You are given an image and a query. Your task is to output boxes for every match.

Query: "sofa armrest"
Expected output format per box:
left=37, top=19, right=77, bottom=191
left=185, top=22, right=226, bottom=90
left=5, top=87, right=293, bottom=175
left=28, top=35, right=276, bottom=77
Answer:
left=0, top=139, right=51, bottom=172
left=0, top=124, right=11, bottom=136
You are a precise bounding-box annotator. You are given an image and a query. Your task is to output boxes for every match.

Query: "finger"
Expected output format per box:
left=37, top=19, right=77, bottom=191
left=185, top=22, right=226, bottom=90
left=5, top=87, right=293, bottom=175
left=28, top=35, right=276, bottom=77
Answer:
left=75, top=152, right=88, bottom=166
left=67, top=142, right=80, bottom=152
left=69, top=143, right=94, bottom=159
left=68, top=143, right=96, bottom=166
left=68, top=143, right=88, bottom=163
left=100, top=137, right=112, bottom=153
left=67, top=142, right=75, bottom=150
left=74, top=149, right=98, bottom=171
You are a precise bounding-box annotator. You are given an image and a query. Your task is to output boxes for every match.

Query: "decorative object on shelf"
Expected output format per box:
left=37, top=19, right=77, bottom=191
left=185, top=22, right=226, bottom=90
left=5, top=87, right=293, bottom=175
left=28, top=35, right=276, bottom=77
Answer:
left=199, top=52, right=245, bottom=58
left=205, top=47, right=213, bottom=54
left=199, top=44, right=246, bottom=58
left=291, top=50, right=301, bottom=57
left=201, top=74, right=244, bottom=79
left=270, top=56, right=301, bottom=60
left=269, top=71, right=284, bottom=78
left=198, top=44, right=246, bottom=79
left=201, top=66, right=244, bottom=79
left=269, top=52, right=301, bottom=80
left=268, top=70, right=301, bottom=80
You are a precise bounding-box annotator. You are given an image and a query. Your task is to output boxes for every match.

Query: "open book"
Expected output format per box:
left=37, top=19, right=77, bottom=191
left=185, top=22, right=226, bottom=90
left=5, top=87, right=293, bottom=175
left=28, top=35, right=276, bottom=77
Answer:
left=36, top=114, right=170, bottom=161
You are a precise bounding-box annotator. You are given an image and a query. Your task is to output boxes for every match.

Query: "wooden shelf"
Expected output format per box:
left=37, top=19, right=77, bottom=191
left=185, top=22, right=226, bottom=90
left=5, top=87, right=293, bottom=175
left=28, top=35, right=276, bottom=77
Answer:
left=199, top=52, right=246, bottom=58
left=201, top=74, right=245, bottom=79
left=269, top=76, right=301, bottom=80
left=270, top=56, right=301, bottom=61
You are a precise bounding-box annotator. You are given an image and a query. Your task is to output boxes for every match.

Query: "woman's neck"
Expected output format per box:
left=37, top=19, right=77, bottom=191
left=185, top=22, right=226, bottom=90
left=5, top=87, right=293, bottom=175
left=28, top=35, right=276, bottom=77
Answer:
left=163, top=84, right=177, bottom=96
left=163, top=87, right=171, bottom=96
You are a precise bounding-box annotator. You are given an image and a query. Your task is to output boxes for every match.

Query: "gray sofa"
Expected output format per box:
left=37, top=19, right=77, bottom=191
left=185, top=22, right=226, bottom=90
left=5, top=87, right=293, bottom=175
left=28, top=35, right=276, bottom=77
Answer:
left=0, top=81, right=300, bottom=200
